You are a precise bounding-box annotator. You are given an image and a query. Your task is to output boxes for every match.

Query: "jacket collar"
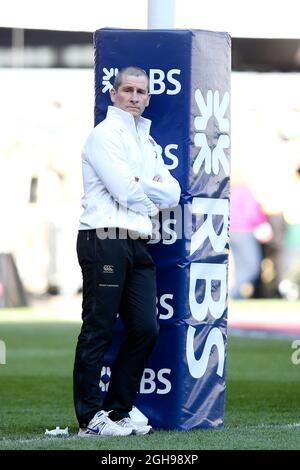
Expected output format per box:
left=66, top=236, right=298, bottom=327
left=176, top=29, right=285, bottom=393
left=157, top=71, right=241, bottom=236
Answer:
left=106, top=105, right=151, bottom=136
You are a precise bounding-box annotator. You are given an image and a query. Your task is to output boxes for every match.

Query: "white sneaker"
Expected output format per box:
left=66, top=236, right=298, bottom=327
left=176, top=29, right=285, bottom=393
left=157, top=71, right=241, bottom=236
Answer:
left=78, top=411, right=132, bottom=437
left=116, top=417, right=153, bottom=435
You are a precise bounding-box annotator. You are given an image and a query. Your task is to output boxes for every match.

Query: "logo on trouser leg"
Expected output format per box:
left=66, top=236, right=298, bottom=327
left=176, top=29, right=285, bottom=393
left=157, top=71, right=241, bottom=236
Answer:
left=103, top=265, right=114, bottom=274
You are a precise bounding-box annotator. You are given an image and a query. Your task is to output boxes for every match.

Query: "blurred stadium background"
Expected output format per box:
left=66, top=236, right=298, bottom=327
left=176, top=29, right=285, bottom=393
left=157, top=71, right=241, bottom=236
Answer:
left=0, top=0, right=300, bottom=302
left=1, top=67, right=300, bottom=301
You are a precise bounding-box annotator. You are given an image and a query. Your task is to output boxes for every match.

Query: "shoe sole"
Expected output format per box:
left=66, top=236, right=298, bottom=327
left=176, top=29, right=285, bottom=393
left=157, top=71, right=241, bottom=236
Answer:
left=78, top=430, right=132, bottom=437
left=132, top=426, right=153, bottom=436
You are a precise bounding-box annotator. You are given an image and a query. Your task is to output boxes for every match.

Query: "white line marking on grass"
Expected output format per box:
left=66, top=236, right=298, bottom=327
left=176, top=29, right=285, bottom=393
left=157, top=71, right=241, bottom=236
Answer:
left=0, top=435, right=78, bottom=445
left=255, top=423, right=300, bottom=429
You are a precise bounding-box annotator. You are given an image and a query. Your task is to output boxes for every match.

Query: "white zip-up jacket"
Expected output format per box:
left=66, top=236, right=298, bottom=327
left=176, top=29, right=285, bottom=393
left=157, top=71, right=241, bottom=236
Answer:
left=79, top=106, right=181, bottom=236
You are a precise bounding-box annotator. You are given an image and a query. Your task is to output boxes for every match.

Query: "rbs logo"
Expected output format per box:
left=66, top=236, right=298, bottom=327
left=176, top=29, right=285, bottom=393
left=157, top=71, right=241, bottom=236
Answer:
left=102, top=68, right=181, bottom=95
left=149, top=69, right=181, bottom=95
left=99, top=366, right=171, bottom=395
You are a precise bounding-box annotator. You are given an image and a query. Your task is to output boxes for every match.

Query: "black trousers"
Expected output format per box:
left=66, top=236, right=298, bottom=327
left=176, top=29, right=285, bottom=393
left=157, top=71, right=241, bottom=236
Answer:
left=73, top=229, right=159, bottom=428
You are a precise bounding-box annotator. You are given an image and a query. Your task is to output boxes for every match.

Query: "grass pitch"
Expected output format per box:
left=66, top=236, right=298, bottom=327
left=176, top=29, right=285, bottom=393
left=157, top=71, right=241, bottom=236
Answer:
left=0, top=305, right=299, bottom=450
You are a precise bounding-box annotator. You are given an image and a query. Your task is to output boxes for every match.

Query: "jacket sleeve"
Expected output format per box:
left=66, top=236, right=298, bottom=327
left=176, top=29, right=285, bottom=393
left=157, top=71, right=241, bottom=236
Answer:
left=138, top=153, right=181, bottom=209
left=86, top=127, right=158, bottom=216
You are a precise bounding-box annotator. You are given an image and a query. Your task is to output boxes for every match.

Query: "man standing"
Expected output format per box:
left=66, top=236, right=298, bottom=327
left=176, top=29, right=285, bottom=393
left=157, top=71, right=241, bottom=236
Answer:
left=74, top=66, right=181, bottom=437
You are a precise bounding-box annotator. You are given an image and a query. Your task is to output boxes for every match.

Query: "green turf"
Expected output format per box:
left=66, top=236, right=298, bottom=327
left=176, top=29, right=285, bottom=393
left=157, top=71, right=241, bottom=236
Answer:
left=0, top=310, right=299, bottom=450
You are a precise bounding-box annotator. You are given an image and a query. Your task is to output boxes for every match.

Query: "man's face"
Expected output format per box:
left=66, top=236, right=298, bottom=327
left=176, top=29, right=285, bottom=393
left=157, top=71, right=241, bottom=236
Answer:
left=110, top=74, right=150, bottom=118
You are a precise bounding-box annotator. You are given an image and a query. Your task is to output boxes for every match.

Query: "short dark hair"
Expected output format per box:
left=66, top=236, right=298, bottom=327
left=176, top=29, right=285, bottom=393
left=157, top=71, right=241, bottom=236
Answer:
left=113, top=66, right=149, bottom=91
